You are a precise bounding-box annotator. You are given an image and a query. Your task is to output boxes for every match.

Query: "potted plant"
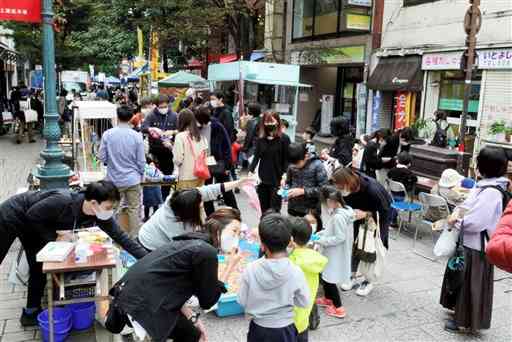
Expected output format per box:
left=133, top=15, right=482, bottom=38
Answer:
left=412, top=118, right=428, bottom=139
left=489, top=120, right=507, bottom=142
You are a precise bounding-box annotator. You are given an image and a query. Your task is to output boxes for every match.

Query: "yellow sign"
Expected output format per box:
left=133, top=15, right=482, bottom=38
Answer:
left=346, top=13, right=371, bottom=31
left=137, top=27, right=144, bottom=58
left=150, top=32, right=159, bottom=81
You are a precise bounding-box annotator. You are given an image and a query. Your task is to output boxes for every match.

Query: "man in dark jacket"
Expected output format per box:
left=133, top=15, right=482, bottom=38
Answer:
left=141, top=95, right=177, bottom=199
left=210, top=91, right=235, bottom=143
left=286, top=143, right=328, bottom=217
left=110, top=232, right=227, bottom=342
left=0, top=181, right=147, bottom=326
left=242, top=103, right=261, bottom=159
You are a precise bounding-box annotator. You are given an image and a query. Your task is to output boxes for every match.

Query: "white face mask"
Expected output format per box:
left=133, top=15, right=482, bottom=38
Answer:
left=220, top=230, right=239, bottom=253
left=210, top=100, right=220, bottom=108
left=341, top=189, right=351, bottom=197
left=158, top=107, right=169, bottom=115
left=94, top=205, right=114, bottom=221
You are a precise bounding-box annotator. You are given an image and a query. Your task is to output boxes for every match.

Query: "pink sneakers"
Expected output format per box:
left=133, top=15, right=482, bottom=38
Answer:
left=315, top=297, right=334, bottom=307
left=325, top=305, right=347, bottom=319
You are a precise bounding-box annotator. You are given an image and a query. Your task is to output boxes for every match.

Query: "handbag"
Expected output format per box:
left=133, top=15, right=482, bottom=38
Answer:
left=8, top=248, right=29, bottom=287
left=187, top=134, right=210, bottom=180
left=444, top=221, right=465, bottom=296
left=357, top=214, right=387, bottom=282
left=433, top=226, right=460, bottom=257
left=22, top=100, right=38, bottom=123
left=353, top=216, right=378, bottom=263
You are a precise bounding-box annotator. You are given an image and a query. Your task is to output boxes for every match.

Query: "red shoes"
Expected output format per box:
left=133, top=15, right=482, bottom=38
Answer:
left=325, top=305, right=346, bottom=319
left=315, top=297, right=333, bottom=307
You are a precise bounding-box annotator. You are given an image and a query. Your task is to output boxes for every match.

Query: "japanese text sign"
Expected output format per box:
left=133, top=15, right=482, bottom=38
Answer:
left=0, top=0, right=41, bottom=23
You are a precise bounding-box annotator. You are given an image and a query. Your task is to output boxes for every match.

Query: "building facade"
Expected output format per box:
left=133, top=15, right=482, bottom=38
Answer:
left=0, top=26, right=26, bottom=101
left=367, top=0, right=512, bottom=151
left=265, top=0, right=381, bottom=136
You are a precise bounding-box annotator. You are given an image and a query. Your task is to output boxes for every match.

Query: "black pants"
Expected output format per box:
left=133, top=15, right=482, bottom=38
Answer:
left=0, top=223, right=46, bottom=309
left=322, top=279, right=342, bottom=308
left=247, top=321, right=298, bottom=342
left=151, top=148, right=174, bottom=200
left=257, top=183, right=282, bottom=214
left=297, top=330, right=308, bottom=342
left=168, top=313, right=201, bottom=342
left=144, top=206, right=159, bottom=220
left=204, top=172, right=238, bottom=217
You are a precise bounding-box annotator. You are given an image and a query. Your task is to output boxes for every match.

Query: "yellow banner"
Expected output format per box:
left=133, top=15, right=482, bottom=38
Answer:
left=150, top=31, right=159, bottom=81
left=137, top=27, right=144, bottom=58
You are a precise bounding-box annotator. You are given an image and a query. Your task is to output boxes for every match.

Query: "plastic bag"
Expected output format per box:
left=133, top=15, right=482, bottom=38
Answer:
left=8, top=249, right=29, bottom=287
left=433, top=228, right=459, bottom=257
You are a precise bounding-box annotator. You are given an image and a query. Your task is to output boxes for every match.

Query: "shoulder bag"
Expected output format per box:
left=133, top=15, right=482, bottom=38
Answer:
left=187, top=134, right=210, bottom=180
left=22, top=100, right=38, bottom=123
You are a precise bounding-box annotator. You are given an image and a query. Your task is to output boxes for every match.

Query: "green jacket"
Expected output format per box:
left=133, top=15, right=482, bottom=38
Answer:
left=289, top=247, right=328, bottom=333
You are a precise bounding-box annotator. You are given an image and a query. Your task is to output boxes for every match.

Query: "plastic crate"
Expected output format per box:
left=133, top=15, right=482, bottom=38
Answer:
left=215, top=293, right=244, bottom=317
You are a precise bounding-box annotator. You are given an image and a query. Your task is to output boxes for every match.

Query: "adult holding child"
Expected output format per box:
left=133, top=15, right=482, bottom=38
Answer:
left=330, top=167, right=392, bottom=296
left=173, top=109, right=209, bottom=190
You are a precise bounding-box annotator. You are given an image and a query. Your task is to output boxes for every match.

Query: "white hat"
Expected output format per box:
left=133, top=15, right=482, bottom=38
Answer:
left=439, top=169, right=464, bottom=188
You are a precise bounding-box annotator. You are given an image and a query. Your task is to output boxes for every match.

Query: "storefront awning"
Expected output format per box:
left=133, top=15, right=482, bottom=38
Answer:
left=367, top=55, right=423, bottom=92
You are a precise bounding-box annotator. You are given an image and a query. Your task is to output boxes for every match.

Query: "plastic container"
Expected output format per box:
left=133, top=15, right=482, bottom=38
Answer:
left=67, top=302, right=96, bottom=330
left=38, top=308, right=72, bottom=342
left=238, top=239, right=260, bottom=261
left=215, top=294, right=244, bottom=317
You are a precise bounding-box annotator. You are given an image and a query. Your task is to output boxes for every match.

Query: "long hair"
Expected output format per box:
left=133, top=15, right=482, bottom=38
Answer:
left=202, top=208, right=242, bottom=249
left=169, top=189, right=203, bottom=227
left=331, top=167, right=361, bottom=193
left=178, top=108, right=201, bottom=141
left=257, top=111, right=282, bottom=138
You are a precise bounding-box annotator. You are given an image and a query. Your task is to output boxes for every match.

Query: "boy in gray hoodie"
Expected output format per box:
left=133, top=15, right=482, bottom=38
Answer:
left=238, top=214, right=310, bottom=342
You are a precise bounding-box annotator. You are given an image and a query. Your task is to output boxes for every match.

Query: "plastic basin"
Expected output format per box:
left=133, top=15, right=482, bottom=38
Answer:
left=38, top=308, right=72, bottom=342
left=67, top=302, right=96, bottom=330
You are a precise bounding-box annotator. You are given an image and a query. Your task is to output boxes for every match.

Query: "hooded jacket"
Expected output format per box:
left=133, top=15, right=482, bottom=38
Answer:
left=138, top=183, right=224, bottom=251
left=111, top=232, right=226, bottom=342
left=487, top=200, right=512, bottom=273
left=286, top=157, right=328, bottom=216
left=289, top=248, right=327, bottom=333
left=238, top=257, right=310, bottom=328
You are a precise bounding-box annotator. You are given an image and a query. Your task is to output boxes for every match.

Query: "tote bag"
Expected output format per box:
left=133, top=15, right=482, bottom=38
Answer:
left=187, top=135, right=210, bottom=180
left=357, top=214, right=387, bottom=282
left=21, top=100, right=38, bottom=123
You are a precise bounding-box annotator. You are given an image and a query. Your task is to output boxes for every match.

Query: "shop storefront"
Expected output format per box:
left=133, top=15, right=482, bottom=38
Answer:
left=367, top=55, right=423, bottom=131
left=421, top=48, right=512, bottom=154
left=289, top=45, right=366, bottom=134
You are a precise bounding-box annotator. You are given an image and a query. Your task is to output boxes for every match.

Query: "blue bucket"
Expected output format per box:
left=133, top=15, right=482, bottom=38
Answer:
left=67, top=302, right=96, bottom=330
left=38, top=308, right=72, bottom=342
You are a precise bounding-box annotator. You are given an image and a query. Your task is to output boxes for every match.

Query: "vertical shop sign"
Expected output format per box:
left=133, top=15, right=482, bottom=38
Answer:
left=150, top=31, right=159, bottom=81
left=356, top=83, right=367, bottom=137
left=371, top=90, right=381, bottom=132
left=394, top=91, right=411, bottom=130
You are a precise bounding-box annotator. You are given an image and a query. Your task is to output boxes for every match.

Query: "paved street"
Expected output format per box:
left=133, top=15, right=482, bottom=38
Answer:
left=0, top=135, right=510, bottom=342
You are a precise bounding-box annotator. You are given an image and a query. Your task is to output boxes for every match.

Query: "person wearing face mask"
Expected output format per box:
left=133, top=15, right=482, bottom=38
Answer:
left=142, top=95, right=178, bottom=199
left=0, top=181, right=148, bottom=326
left=330, top=167, right=392, bottom=297
left=249, top=111, right=290, bottom=213
left=108, top=208, right=244, bottom=342
left=210, top=91, right=235, bottom=143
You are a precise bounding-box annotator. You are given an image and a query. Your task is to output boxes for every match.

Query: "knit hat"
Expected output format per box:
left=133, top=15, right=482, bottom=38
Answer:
left=439, top=169, right=464, bottom=188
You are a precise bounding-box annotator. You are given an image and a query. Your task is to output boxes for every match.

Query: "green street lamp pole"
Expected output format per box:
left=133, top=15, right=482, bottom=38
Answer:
left=34, top=0, right=73, bottom=189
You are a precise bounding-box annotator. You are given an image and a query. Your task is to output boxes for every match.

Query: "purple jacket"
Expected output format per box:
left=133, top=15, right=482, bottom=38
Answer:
left=456, top=177, right=509, bottom=251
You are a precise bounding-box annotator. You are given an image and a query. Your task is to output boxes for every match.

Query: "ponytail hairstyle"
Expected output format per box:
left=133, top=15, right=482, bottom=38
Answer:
left=320, top=185, right=347, bottom=208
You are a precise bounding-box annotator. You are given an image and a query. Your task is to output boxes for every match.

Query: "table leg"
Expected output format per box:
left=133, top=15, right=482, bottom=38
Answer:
left=47, top=273, right=55, bottom=342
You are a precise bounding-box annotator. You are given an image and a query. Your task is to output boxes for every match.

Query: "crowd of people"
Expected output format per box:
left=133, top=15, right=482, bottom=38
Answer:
left=1, top=86, right=512, bottom=342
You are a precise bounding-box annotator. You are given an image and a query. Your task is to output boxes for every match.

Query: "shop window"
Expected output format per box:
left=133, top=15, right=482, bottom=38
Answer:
left=438, top=70, right=482, bottom=125
left=292, top=0, right=371, bottom=41
left=403, top=0, right=441, bottom=6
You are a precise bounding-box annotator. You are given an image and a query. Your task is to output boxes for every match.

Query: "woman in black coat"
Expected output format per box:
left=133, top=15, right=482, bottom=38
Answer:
left=109, top=208, right=244, bottom=342
left=331, top=167, right=392, bottom=297
left=0, top=181, right=147, bottom=326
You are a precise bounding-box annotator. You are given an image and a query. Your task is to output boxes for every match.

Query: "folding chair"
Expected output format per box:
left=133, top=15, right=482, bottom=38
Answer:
left=387, top=179, right=422, bottom=239
left=416, top=192, right=451, bottom=261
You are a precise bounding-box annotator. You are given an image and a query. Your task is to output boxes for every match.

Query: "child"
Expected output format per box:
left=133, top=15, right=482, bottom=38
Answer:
left=238, top=213, right=310, bottom=342
left=315, top=186, right=355, bottom=318
left=286, top=143, right=328, bottom=218
left=288, top=217, right=327, bottom=342
left=143, top=156, right=164, bottom=221
left=387, top=152, right=418, bottom=200
left=302, top=127, right=317, bottom=158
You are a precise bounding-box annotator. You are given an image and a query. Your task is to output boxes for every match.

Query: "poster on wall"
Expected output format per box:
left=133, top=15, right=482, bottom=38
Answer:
left=371, top=90, right=382, bottom=132
left=394, top=91, right=411, bottom=131
left=356, top=83, right=367, bottom=137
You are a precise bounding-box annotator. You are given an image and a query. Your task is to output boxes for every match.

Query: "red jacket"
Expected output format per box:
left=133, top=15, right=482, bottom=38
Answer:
left=486, top=201, right=512, bottom=273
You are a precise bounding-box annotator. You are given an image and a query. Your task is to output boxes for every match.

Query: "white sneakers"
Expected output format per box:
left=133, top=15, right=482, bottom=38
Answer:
left=340, top=278, right=355, bottom=291
left=355, top=281, right=374, bottom=297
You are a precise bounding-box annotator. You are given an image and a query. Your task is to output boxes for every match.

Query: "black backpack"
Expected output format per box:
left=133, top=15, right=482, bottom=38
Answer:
left=481, top=185, right=511, bottom=211
left=431, top=121, right=448, bottom=148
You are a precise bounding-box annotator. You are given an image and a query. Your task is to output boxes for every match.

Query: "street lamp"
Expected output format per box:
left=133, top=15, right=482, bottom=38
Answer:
left=34, top=0, right=73, bottom=189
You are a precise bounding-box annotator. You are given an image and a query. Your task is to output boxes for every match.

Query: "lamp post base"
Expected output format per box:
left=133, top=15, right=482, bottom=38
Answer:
left=33, top=165, right=73, bottom=190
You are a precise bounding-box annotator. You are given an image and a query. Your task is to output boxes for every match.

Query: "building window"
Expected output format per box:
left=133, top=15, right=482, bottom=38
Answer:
left=403, top=0, right=440, bottom=7
left=438, top=70, right=482, bottom=124
left=292, top=0, right=371, bottom=41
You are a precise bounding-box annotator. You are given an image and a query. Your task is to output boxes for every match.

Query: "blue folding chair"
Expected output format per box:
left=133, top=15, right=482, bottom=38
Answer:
left=387, top=179, right=422, bottom=238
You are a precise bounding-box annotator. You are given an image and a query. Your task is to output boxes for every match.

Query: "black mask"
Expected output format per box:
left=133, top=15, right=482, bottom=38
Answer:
left=265, top=124, right=277, bottom=135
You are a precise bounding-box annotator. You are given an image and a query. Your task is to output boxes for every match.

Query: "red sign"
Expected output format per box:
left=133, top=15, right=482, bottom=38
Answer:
left=0, top=0, right=41, bottom=23
left=394, top=91, right=409, bottom=131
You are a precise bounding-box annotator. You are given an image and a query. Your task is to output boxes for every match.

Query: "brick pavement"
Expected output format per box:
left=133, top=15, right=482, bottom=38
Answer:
left=0, top=135, right=510, bottom=342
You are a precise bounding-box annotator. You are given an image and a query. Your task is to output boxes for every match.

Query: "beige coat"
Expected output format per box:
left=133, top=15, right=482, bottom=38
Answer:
left=173, top=131, right=208, bottom=181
